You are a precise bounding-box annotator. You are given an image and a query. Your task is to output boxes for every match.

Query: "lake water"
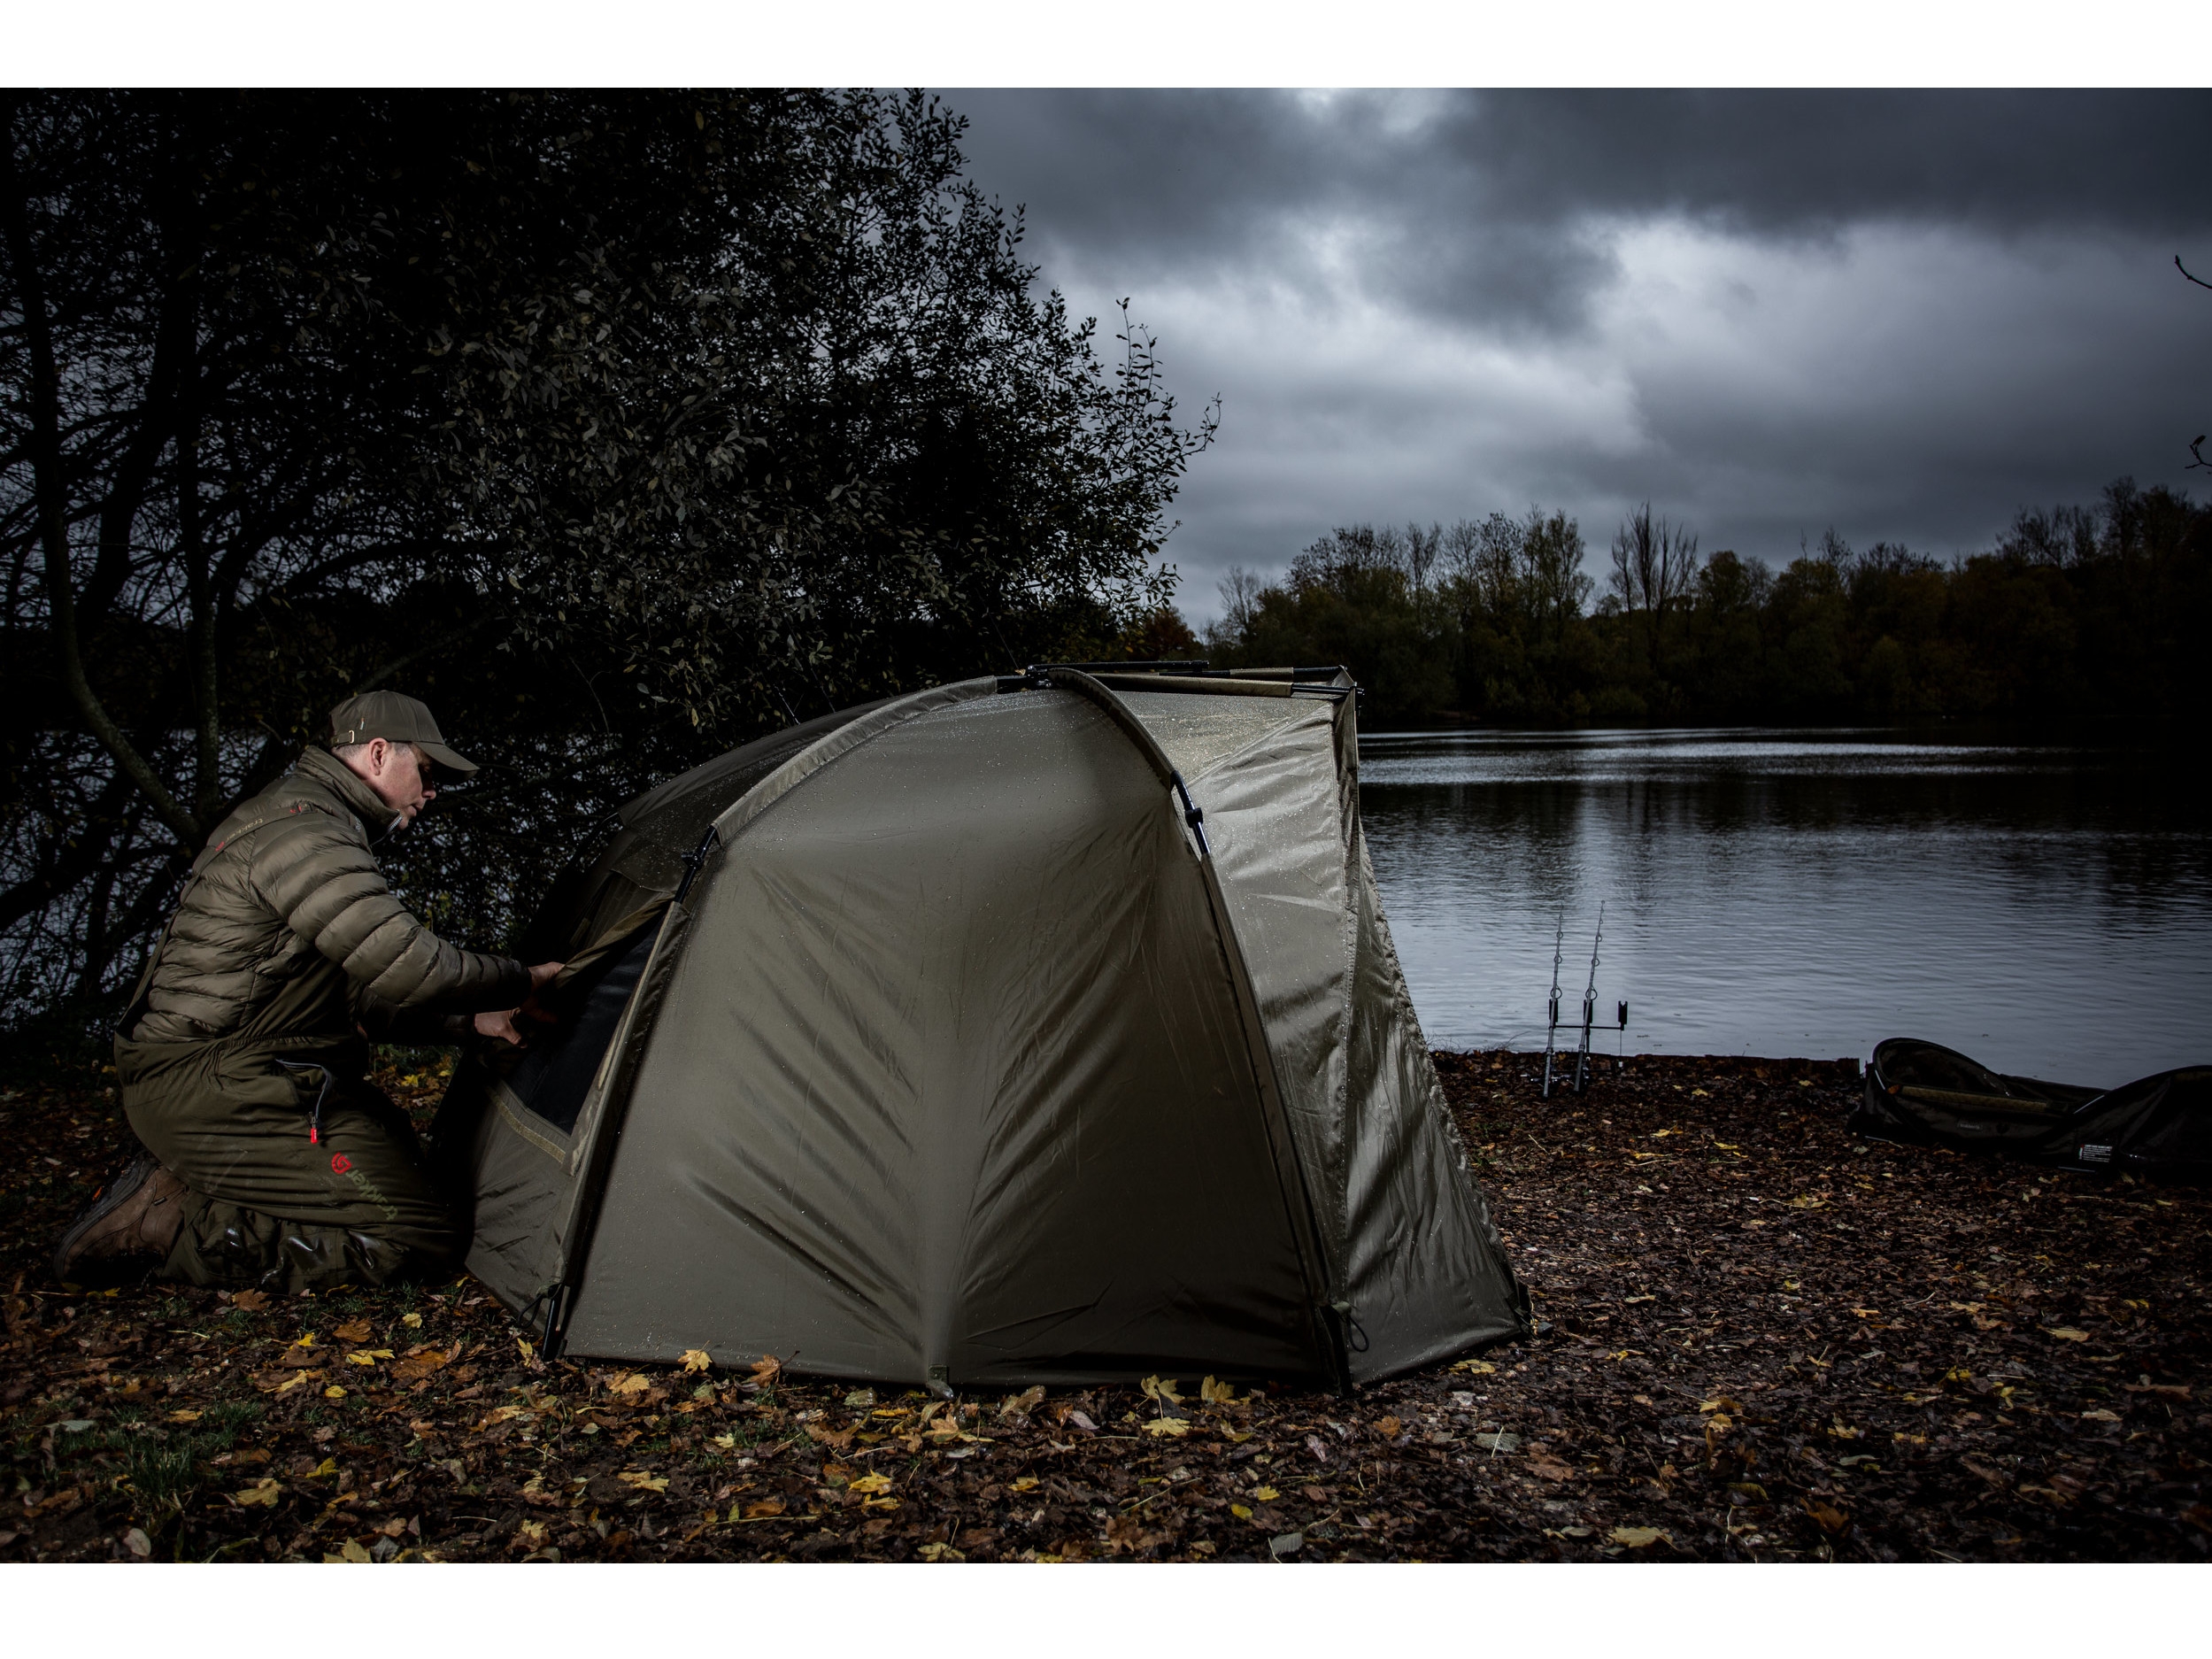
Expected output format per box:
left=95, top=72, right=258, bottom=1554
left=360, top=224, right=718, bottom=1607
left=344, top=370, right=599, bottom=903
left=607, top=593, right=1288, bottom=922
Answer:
left=1357, top=728, right=2212, bottom=1087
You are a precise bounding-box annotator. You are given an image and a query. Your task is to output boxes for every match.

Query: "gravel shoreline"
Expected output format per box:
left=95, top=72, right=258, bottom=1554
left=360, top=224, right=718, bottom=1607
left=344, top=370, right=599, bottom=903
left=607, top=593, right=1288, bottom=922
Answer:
left=2, top=1047, right=2204, bottom=1562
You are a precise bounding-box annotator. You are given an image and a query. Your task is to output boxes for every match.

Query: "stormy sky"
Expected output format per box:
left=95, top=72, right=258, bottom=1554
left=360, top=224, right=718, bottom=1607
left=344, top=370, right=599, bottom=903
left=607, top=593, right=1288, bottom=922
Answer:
left=944, top=90, right=2212, bottom=621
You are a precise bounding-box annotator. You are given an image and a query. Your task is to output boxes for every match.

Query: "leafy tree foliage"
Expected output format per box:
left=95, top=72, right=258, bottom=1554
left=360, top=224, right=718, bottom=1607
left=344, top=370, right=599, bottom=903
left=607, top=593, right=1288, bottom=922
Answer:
left=1205, top=481, right=2211, bottom=730
left=0, top=91, right=1212, bottom=1025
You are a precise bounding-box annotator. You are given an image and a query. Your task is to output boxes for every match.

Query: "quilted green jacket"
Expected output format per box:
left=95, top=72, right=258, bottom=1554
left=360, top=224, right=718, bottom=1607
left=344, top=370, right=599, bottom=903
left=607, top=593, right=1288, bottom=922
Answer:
left=130, top=746, right=530, bottom=1046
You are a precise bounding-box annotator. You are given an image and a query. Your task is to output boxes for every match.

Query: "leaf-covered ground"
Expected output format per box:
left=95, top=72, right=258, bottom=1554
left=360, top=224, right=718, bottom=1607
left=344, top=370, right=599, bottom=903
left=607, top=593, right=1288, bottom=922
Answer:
left=2, top=1048, right=2206, bottom=1563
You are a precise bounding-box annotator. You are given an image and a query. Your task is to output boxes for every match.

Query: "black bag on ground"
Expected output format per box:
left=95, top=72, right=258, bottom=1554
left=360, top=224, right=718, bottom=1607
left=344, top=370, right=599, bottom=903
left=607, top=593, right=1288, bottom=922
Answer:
left=1854, top=1037, right=2212, bottom=1183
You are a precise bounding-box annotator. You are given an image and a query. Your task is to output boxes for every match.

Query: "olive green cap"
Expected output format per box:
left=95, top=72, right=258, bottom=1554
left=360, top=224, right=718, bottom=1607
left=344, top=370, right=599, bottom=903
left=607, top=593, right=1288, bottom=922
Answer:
left=328, top=691, right=479, bottom=778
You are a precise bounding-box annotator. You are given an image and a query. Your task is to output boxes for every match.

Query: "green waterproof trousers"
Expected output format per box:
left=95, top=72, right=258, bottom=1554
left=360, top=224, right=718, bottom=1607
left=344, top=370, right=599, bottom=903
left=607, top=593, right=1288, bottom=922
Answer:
left=117, top=1034, right=462, bottom=1293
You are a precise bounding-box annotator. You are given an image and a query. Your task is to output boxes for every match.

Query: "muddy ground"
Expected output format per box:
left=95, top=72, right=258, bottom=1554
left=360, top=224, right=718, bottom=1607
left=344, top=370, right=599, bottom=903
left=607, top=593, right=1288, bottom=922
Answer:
left=3, top=1046, right=2205, bottom=1563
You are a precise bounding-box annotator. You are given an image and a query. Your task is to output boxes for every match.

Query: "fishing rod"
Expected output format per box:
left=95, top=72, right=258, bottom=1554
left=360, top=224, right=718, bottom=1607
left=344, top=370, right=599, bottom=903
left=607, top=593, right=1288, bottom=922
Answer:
left=1540, top=916, right=1565, bottom=1099
left=1573, top=902, right=1605, bottom=1094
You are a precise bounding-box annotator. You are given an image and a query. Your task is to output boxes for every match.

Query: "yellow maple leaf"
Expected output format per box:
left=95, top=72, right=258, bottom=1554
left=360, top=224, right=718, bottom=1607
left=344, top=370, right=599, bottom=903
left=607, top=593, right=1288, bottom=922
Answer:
left=681, top=1348, right=712, bottom=1373
left=610, top=1372, right=651, bottom=1394
left=345, top=1348, right=395, bottom=1366
left=1788, top=1195, right=1826, bottom=1209
left=848, top=1472, right=895, bottom=1494
left=748, top=1354, right=782, bottom=1385
left=1139, top=1375, right=1185, bottom=1406
left=324, top=1385, right=346, bottom=1400
left=711, top=1432, right=737, bottom=1450
left=232, top=1479, right=281, bottom=1508
left=1230, top=1503, right=1253, bottom=1520
left=1142, top=1417, right=1189, bottom=1438
left=1252, top=1485, right=1280, bottom=1501
left=1199, top=1376, right=1237, bottom=1404
left=1449, top=1358, right=1497, bottom=1376
left=617, top=1470, right=668, bottom=1493
left=1010, top=1476, right=1040, bottom=1493
left=1610, top=1525, right=1669, bottom=1547
left=401, top=1312, right=422, bottom=1328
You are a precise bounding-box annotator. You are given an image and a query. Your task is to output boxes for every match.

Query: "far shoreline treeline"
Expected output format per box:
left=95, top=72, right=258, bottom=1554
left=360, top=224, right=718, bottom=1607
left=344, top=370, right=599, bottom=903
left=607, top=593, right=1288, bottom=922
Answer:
left=1173, top=480, right=2211, bottom=733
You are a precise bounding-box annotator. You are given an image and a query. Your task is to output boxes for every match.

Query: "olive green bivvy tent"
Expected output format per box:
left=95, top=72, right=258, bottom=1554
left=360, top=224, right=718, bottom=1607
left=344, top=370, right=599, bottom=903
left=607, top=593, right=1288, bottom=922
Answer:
left=432, top=667, right=1526, bottom=1390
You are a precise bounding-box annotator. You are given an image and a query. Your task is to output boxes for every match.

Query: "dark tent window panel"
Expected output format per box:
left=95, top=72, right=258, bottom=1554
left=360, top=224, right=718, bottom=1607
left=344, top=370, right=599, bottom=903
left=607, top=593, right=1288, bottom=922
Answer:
left=504, top=924, right=659, bottom=1136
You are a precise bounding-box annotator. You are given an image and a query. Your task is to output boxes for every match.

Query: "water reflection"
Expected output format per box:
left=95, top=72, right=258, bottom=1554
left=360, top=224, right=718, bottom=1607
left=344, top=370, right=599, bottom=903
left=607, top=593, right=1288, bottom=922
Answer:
left=1358, top=728, right=2212, bottom=1084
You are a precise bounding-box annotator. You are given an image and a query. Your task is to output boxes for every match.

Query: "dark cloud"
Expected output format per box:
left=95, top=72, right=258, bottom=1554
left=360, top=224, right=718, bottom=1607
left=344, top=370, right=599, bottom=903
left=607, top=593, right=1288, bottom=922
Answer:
left=940, top=90, right=2212, bottom=613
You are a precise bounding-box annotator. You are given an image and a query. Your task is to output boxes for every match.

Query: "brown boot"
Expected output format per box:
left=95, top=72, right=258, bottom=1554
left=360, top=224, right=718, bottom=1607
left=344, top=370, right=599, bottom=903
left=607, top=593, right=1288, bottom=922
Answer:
left=51, top=1155, right=189, bottom=1287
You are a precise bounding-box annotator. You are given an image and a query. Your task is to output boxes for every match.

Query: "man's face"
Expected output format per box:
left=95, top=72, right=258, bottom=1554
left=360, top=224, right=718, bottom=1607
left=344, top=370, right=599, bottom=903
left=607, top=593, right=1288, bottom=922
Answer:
left=360, top=739, right=436, bottom=824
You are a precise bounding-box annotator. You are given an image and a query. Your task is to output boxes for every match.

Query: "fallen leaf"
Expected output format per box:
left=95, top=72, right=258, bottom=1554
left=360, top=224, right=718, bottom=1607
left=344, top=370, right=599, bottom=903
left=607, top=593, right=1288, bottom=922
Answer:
left=1199, top=1376, right=1237, bottom=1404
left=1143, top=1417, right=1189, bottom=1438
left=1802, top=1498, right=1852, bottom=1536
left=998, top=1385, right=1046, bottom=1417
left=232, top=1479, right=281, bottom=1508
left=1010, top=1477, right=1040, bottom=1493
left=916, top=1541, right=963, bottom=1562
left=1252, top=1485, right=1280, bottom=1501
left=166, top=1409, right=202, bottom=1424
left=681, top=1349, right=712, bottom=1374
left=1526, top=1454, right=1576, bottom=1481
left=847, top=1472, right=894, bottom=1495
left=1229, top=1503, right=1253, bottom=1520
left=345, top=1348, right=395, bottom=1366
left=748, top=1354, right=782, bottom=1386
left=1449, top=1358, right=1497, bottom=1375
left=1140, top=1375, right=1185, bottom=1406
left=1787, top=1196, right=1826, bottom=1210
left=2079, top=1408, right=2122, bottom=1423
left=334, top=1319, right=373, bottom=1344
left=1699, top=1397, right=1744, bottom=1415
left=609, top=1371, right=651, bottom=1395
left=2042, top=1327, right=2090, bottom=1342
left=2123, top=1382, right=2192, bottom=1401
left=1609, top=1525, right=1669, bottom=1548
left=617, top=1470, right=669, bottom=1493
left=400, top=1312, right=422, bottom=1328
left=324, top=1385, right=346, bottom=1400
left=230, top=1290, right=269, bottom=1312
left=338, top=1539, right=372, bottom=1563
left=805, top=1422, right=856, bottom=1450
left=389, top=1346, right=451, bottom=1385
left=741, top=1499, right=785, bottom=1519
left=1375, top=1416, right=1403, bottom=1440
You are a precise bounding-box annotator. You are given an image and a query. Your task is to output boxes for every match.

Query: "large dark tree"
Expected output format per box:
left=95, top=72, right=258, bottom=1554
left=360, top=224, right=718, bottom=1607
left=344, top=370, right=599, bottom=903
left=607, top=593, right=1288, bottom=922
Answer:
left=0, top=91, right=1214, bottom=1023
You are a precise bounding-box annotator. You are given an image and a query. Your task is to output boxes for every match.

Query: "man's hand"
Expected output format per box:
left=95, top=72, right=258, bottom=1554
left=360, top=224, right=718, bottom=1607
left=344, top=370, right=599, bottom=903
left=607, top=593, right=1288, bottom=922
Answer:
left=474, top=961, right=566, bottom=1046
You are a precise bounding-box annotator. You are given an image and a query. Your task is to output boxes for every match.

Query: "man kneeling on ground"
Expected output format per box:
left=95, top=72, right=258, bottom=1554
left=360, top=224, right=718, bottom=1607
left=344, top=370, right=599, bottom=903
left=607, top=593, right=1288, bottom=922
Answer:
left=52, top=691, right=561, bottom=1292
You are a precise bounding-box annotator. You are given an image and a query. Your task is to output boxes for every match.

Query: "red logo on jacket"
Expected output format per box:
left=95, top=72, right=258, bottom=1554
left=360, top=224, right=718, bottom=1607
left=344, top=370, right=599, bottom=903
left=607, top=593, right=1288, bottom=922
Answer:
left=330, top=1153, right=352, bottom=1174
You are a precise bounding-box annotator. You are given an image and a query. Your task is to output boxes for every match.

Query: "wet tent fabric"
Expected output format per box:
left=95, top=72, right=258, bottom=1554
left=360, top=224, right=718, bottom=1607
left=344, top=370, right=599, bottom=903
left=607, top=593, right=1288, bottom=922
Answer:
left=1854, top=1038, right=2212, bottom=1183
left=433, top=671, right=1528, bottom=1385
